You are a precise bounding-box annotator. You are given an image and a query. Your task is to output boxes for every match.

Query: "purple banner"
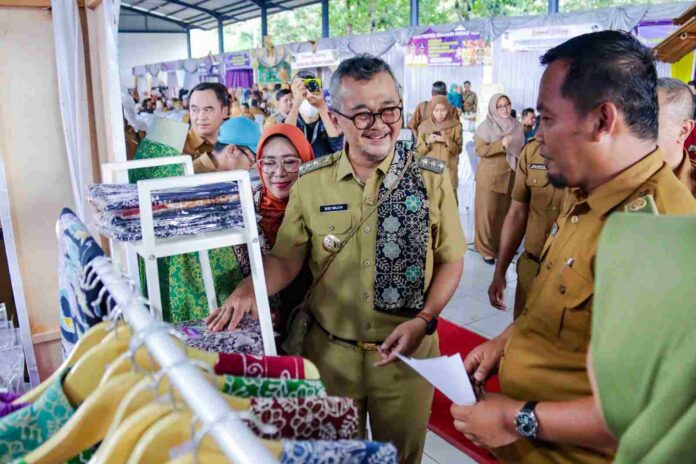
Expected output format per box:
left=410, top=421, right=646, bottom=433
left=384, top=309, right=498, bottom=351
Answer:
left=406, top=28, right=491, bottom=67
left=224, top=52, right=251, bottom=70
left=633, top=20, right=678, bottom=48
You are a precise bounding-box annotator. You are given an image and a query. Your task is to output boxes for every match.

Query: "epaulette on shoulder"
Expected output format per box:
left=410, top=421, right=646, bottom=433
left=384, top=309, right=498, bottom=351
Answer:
left=298, top=151, right=341, bottom=176
left=418, top=156, right=445, bottom=174
left=624, top=194, right=658, bottom=215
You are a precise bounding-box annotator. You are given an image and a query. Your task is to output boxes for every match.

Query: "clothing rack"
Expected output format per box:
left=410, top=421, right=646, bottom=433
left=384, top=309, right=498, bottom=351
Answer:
left=88, top=254, right=278, bottom=463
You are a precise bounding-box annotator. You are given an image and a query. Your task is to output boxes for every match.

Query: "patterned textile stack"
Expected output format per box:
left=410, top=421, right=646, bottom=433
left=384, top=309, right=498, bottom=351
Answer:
left=87, top=182, right=244, bottom=241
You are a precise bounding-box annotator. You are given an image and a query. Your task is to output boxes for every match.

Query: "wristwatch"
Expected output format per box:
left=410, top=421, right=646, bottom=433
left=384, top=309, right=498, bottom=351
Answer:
left=415, top=311, right=438, bottom=335
left=515, top=401, right=540, bottom=440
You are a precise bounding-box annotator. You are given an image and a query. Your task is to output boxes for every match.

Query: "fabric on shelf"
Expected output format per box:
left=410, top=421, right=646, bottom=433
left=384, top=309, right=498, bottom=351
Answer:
left=58, top=208, right=111, bottom=357
left=0, top=370, right=94, bottom=464
left=221, top=376, right=326, bottom=398
left=106, top=194, right=239, bottom=220
left=176, top=317, right=264, bottom=355
left=280, top=440, right=398, bottom=463
left=100, top=138, right=244, bottom=323
left=214, top=353, right=306, bottom=379
left=247, top=397, right=359, bottom=440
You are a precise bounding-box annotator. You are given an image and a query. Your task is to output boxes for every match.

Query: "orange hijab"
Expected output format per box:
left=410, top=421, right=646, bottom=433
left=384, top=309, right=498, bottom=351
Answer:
left=256, top=124, right=314, bottom=246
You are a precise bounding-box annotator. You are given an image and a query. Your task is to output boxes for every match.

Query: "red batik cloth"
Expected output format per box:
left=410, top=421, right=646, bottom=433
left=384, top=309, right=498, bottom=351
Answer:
left=215, top=353, right=306, bottom=379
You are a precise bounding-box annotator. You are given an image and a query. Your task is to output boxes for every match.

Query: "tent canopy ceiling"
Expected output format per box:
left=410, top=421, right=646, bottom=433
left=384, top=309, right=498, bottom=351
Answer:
left=119, top=0, right=322, bottom=32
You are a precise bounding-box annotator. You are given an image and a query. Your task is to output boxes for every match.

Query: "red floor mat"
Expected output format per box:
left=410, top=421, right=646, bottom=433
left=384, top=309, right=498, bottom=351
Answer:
left=428, top=318, right=500, bottom=463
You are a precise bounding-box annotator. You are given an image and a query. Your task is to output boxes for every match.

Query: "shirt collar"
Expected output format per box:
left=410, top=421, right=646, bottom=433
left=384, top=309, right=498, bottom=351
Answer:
left=187, top=127, right=207, bottom=149
left=585, top=148, right=664, bottom=217
left=335, top=146, right=395, bottom=182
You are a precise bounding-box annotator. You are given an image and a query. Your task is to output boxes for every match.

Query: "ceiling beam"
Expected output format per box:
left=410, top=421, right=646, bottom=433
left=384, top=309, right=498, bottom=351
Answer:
left=121, top=4, right=201, bottom=30
left=156, top=0, right=242, bottom=22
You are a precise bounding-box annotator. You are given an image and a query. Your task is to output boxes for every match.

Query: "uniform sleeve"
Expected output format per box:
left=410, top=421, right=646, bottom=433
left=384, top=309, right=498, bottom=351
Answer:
left=270, top=182, right=310, bottom=261
left=474, top=135, right=505, bottom=158
left=415, top=131, right=430, bottom=155
left=511, top=145, right=531, bottom=203
left=408, top=103, right=424, bottom=136
left=446, top=124, right=463, bottom=157
left=193, top=153, right=217, bottom=174
left=432, top=170, right=467, bottom=263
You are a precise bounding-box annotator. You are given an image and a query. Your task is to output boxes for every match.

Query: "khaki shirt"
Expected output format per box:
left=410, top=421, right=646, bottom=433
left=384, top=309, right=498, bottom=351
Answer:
left=182, top=127, right=213, bottom=161
left=271, top=149, right=466, bottom=341
left=462, top=91, right=477, bottom=114
left=674, top=150, right=696, bottom=198
left=510, top=140, right=566, bottom=258
left=407, top=101, right=428, bottom=138
left=474, top=136, right=513, bottom=195
left=498, top=149, right=696, bottom=464
left=415, top=124, right=463, bottom=188
left=192, top=153, right=217, bottom=174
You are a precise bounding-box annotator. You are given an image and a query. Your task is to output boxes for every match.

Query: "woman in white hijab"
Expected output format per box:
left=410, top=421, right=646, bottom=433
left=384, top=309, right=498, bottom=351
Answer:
left=473, top=93, right=525, bottom=264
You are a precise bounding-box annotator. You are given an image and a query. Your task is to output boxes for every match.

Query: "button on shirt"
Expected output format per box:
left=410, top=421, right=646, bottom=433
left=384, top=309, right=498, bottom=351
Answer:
left=271, top=149, right=466, bottom=341
left=498, top=149, right=696, bottom=464
left=510, top=140, right=567, bottom=258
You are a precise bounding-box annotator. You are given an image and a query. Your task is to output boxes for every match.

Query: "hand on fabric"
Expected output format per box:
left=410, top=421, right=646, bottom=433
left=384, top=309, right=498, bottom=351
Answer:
left=451, top=393, right=523, bottom=449
left=501, top=135, right=509, bottom=149
left=206, top=278, right=258, bottom=332
left=463, top=336, right=505, bottom=383
left=291, top=79, right=307, bottom=103
left=374, top=318, right=427, bottom=367
left=488, top=275, right=507, bottom=310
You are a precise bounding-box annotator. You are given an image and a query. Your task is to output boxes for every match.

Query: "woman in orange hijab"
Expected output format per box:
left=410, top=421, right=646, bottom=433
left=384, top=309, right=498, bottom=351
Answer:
left=212, top=124, right=314, bottom=341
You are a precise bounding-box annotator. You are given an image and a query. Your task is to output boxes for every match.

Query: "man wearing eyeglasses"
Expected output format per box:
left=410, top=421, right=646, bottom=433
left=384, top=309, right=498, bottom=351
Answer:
left=193, top=117, right=260, bottom=174
left=207, top=54, right=466, bottom=463
left=184, top=82, right=230, bottom=164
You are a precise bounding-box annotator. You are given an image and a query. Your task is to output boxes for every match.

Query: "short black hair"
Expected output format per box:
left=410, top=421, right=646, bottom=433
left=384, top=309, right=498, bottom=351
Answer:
left=463, top=80, right=471, bottom=85
left=276, top=89, right=291, bottom=101
left=296, top=70, right=316, bottom=80
left=540, top=30, right=657, bottom=141
left=688, top=80, right=696, bottom=87
left=189, top=82, right=230, bottom=108
left=250, top=99, right=259, bottom=108
left=432, top=81, right=447, bottom=96
left=522, top=108, right=535, bottom=118
left=510, top=109, right=517, bottom=119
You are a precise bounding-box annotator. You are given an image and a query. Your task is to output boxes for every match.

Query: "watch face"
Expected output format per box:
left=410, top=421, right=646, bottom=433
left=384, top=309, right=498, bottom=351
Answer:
left=516, top=412, right=538, bottom=438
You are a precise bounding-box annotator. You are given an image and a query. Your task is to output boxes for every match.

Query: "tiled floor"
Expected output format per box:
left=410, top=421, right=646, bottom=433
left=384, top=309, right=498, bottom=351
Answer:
left=422, top=209, right=516, bottom=463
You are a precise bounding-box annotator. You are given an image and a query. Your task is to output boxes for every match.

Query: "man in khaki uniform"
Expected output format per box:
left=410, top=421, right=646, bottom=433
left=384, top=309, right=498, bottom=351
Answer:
left=207, top=55, right=466, bottom=463
left=183, top=82, right=229, bottom=163
left=488, top=139, right=566, bottom=317
left=656, top=78, right=696, bottom=197
left=451, top=31, right=696, bottom=464
left=461, top=80, right=478, bottom=114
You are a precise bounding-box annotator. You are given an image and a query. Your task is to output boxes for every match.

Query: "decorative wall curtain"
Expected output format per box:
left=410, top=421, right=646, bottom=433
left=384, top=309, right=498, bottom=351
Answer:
left=182, top=58, right=200, bottom=90
left=147, top=63, right=163, bottom=88
left=132, top=66, right=149, bottom=96
left=225, top=69, right=254, bottom=89
left=51, top=0, right=93, bottom=220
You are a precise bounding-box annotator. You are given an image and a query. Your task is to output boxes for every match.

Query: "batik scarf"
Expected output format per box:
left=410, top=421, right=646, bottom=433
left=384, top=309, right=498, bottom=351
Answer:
left=374, top=144, right=429, bottom=316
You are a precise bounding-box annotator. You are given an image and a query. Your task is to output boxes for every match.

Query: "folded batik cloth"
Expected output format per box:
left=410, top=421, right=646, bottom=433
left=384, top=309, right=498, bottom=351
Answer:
left=175, top=316, right=264, bottom=355
left=87, top=182, right=239, bottom=211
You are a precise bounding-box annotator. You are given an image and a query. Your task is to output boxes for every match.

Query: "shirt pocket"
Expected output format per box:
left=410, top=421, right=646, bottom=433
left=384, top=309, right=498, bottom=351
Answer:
left=309, top=212, right=354, bottom=264
left=557, top=267, right=593, bottom=351
left=525, top=169, right=550, bottom=188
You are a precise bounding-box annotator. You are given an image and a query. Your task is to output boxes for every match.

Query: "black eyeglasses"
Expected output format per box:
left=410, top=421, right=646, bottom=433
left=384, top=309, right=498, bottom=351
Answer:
left=332, top=106, right=403, bottom=130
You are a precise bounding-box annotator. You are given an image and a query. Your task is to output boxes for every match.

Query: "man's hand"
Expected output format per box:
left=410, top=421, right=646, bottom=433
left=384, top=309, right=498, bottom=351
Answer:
left=464, top=336, right=506, bottom=383
left=290, top=79, right=306, bottom=102
left=374, top=318, right=427, bottom=367
left=205, top=278, right=257, bottom=332
left=488, top=274, right=507, bottom=310
left=451, top=393, right=523, bottom=449
left=306, top=92, right=326, bottom=110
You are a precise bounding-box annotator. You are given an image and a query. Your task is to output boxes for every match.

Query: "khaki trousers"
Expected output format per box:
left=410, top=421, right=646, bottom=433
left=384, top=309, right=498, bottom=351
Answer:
left=513, top=253, right=541, bottom=319
left=303, top=324, right=439, bottom=464
left=474, top=187, right=512, bottom=258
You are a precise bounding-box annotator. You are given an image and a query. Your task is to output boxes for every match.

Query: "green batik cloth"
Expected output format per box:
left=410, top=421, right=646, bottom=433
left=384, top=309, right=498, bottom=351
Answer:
left=0, top=369, right=95, bottom=464
left=221, top=376, right=327, bottom=398
left=130, top=139, right=243, bottom=322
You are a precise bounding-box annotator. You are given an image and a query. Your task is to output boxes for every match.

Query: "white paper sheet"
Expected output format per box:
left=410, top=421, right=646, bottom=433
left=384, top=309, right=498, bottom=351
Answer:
left=396, top=352, right=477, bottom=405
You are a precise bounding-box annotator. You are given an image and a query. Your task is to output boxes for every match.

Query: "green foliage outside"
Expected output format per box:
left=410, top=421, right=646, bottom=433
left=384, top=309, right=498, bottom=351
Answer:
left=216, top=0, right=681, bottom=53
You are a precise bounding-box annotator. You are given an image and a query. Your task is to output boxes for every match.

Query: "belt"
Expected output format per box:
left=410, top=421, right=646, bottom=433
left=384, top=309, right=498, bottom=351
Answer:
left=316, top=321, right=383, bottom=351
left=525, top=252, right=540, bottom=263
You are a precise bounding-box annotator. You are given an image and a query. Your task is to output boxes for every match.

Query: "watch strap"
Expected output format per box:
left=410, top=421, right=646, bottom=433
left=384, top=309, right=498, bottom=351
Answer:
left=522, top=401, right=539, bottom=413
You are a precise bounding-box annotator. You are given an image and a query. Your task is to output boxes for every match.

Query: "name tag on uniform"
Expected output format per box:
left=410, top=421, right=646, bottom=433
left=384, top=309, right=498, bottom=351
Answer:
left=320, top=204, right=348, bottom=213
left=529, top=163, right=547, bottom=170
